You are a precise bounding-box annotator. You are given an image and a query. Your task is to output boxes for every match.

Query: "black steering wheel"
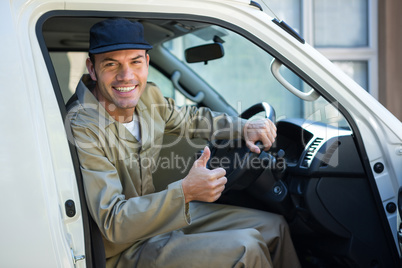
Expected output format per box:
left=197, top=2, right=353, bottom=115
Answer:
left=239, top=102, right=276, bottom=123
left=207, top=102, right=279, bottom=194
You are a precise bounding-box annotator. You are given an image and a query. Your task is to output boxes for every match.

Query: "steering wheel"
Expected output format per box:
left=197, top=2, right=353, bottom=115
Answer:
left=240, top=102, right=276, bottom=123
left=207, top=102, right=279, bottom=194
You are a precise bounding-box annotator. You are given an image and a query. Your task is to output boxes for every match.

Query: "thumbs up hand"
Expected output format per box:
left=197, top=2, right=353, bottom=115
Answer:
left=182, top=146, right=227, bottom=203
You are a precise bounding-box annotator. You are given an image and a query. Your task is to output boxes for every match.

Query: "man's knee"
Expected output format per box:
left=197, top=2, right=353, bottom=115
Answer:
left=238, top=228, right=264, bottom=244
left=236, top=229, right=270, bottom=256
left=233, top=229, right=272, bottom=267
left=260, top=211, right=289, bottom=232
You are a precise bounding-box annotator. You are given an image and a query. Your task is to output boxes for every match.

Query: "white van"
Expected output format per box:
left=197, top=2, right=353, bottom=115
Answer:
left=1, top=0, right=401, bottom=267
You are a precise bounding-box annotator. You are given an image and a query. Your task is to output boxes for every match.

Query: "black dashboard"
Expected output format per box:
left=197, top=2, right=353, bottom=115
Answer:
left=273, top=118, right=364, bottom=178
left=244, top=119, right=395, bottom=266
left=217, top=118, right=394, bottom=266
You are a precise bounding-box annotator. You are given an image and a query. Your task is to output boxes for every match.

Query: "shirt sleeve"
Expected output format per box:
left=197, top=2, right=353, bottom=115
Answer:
left=154, top=91, right=247, bottom=140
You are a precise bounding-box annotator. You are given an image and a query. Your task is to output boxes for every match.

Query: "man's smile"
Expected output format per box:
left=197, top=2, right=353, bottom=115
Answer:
left=114, top=86, right=136, bottom=92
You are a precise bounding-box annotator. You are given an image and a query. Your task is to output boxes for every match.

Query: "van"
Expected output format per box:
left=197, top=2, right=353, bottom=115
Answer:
left=1, top=0, right=401, bottom=267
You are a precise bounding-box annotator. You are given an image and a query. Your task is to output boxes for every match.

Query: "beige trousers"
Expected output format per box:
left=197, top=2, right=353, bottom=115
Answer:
left=110, top=202, right=301, bottom=268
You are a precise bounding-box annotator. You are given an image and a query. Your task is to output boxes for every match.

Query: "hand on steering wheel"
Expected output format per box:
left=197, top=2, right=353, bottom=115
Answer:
left=207, top=102, right=278, bottom=194
left=244, top=118, right=277, bottom=154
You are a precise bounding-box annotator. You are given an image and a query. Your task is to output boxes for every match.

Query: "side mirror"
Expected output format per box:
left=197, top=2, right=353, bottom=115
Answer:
left=185, top=43, right=224, bottom=64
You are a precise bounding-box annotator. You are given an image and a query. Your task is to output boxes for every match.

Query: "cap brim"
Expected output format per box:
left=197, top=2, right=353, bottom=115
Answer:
left=89, top=43, right=153, bottom=54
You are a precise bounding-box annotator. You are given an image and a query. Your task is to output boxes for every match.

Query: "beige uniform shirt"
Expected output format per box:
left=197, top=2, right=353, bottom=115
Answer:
left=67, top=75, right=246, bottom=258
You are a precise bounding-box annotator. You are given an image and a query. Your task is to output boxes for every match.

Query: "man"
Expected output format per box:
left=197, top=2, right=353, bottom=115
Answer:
left=67, top=18, right=300, bottom=267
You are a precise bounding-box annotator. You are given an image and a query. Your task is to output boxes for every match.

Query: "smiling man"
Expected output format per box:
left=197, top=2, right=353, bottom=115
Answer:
left=67, top=18, right=300, bottom=267
left=87, top=49, right=149, bottom=122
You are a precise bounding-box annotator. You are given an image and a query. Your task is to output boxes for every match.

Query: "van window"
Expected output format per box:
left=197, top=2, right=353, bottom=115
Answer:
left=164, top=25, right=348, bottom=128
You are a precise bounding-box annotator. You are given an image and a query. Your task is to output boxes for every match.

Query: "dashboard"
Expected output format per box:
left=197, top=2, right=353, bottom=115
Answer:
left=273, top=118, right=364, bottom=177
left=213, top=116, right=393, bottom=266
left=246, top=118, right=368, bottom=236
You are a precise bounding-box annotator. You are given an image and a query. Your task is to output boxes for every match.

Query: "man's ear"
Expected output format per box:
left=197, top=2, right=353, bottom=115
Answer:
left=86, top=58, right=97, bottom=81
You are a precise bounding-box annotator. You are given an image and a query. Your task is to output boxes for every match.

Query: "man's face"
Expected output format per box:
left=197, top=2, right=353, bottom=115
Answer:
left=86, top=49, right=149, bottom=118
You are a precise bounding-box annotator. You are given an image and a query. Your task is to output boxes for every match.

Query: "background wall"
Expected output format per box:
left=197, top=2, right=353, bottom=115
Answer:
left=378, top=0, right=402, bottom=121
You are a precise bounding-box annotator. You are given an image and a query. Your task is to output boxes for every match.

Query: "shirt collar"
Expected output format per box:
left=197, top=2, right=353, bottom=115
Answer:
left=75, top=74, right=115, bottom=128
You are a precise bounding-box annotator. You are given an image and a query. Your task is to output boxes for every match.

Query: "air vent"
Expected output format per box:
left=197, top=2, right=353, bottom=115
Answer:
left=301, top=137, right=323, bottom=168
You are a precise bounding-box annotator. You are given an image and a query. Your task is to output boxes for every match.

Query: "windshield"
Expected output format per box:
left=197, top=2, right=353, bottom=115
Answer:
left=163, top=25, right=348, bottom=128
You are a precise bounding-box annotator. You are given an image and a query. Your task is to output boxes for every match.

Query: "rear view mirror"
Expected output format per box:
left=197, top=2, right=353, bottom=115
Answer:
left=185, top=43, right=224, bottom=63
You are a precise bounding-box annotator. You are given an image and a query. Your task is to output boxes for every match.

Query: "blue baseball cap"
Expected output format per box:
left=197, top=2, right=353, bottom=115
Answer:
left=89, top=18, right=153, bottom=54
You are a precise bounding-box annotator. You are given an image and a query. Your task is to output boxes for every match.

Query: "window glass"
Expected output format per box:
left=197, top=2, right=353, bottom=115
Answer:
left=147, top=67, right=174, bottom=98
left=313, top=0, right=368, bottom=47
left=333, top=61, right=368, bottom=90
left=164, top=25, right=349, bottom=128
left=165, top=26, right=303, bottom=118
left=148, top=67, right=194, bottom=106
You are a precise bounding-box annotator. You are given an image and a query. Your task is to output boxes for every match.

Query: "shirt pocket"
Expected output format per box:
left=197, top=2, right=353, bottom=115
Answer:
left=115, top=154, right=142, bottom=197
